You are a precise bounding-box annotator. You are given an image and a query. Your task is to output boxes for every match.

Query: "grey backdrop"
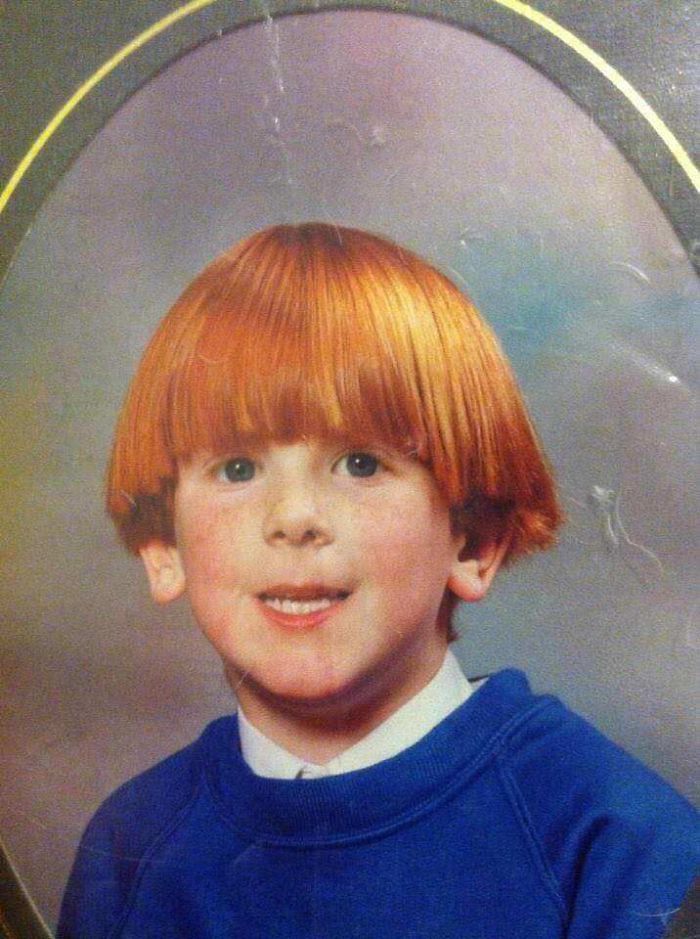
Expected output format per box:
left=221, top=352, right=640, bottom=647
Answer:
left=0, top=10, right=698, bottom=930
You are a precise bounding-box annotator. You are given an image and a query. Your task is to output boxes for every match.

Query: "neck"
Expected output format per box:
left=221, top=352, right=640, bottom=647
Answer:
left=231, top=644, right=448, bottom=765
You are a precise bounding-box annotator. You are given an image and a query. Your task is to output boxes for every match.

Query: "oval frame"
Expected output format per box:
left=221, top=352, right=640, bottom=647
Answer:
left=0, top=3, right=697, bottom=935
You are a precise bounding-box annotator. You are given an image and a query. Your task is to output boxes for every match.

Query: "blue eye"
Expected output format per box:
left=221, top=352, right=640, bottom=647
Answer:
left=219, top=458, right=255, bottom=482
left=343, top=452, right=380, bottom=478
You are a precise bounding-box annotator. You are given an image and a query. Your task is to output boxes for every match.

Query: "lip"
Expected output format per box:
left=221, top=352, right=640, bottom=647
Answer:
left=256, top=583, right=350, bottom=629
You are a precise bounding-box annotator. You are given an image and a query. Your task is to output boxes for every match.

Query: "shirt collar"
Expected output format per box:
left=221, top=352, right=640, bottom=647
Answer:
left=237, top=649, right=472, bottom=779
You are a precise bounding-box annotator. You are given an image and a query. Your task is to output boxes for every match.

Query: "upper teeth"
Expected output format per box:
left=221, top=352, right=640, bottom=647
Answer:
left=263, top=597, right=335, bottom=614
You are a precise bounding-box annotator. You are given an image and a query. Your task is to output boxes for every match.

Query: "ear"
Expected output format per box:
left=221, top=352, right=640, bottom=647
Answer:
left=447, top=535, right=510, bottom=603
left=139, top=540, right=186, bottom=604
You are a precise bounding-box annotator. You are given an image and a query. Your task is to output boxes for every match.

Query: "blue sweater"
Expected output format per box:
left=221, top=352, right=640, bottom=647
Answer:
left=58, top=670, right=698, bottom=938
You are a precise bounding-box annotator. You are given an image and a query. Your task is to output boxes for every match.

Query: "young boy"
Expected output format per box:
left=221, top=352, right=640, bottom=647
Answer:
left=58, top=224, right=697, bottom=938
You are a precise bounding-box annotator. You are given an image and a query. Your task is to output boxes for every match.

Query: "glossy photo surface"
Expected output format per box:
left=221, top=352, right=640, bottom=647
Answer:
left=0, top=10, right=697, bottom=929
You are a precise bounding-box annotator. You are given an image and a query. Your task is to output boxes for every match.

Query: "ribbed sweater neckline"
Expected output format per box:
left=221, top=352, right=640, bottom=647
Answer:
left=201, top=669, right=551, bottom=845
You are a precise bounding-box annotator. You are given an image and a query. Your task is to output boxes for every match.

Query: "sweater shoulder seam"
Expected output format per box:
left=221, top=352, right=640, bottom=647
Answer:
left=106, top=773, right=206, bottom=939
left=497, top=758, right=568, bottom=923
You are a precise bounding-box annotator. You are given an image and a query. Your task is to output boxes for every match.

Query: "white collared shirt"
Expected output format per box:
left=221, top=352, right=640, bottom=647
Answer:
left=237, top=650, right=472, bottom=779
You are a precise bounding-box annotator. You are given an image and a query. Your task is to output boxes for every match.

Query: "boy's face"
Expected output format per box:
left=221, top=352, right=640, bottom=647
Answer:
left=141, top=439, right=504, bottom=724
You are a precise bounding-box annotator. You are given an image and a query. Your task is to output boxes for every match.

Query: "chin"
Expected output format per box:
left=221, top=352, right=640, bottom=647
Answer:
left=244, top=659, right=376, bottom=715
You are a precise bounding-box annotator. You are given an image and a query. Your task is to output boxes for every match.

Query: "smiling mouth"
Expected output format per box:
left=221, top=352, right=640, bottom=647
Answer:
left=258, top=588, right=350, bottom=617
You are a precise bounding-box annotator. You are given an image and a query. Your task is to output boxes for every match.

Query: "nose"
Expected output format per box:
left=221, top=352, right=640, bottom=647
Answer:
left=263, top=484, right=333, bottom=548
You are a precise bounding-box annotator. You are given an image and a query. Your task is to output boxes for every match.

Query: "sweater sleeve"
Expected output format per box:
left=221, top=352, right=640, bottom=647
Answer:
left=56, top=739, right=203, bottom=939
left=57, top=795, right=136, bottom=939
left=500, top=702, right=700, bottom=939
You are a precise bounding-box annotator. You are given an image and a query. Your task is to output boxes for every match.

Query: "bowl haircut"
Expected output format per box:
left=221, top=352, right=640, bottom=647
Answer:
left=107, top=223, right=561, bottom=634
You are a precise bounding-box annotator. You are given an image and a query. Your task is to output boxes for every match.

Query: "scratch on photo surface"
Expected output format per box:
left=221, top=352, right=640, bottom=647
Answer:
left=446, top=265, right=474, bottom=295
left=231, top=668, right=252, bottom=694
left=262, top=10, right=285, bottom=96
left=633, top=904, right=680, bottom=927
left=609, top=260, right=651, bottom=285
left=229, top=843, right=263, bottom=871
left=458, top=226, right=489, bottom=246
left=588, top=485, right=665, bottom=580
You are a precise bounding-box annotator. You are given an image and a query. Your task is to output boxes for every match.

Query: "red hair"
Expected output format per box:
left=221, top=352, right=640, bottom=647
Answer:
left=108, top=224, right=561, bottom=581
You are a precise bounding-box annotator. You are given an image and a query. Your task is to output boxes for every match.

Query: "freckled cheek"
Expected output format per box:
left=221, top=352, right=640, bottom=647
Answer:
left=178, top=510, right=245, bottom=586
left=367, top=501, right=454, bottom=587
left=359, top=511, right=438, bottom=574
